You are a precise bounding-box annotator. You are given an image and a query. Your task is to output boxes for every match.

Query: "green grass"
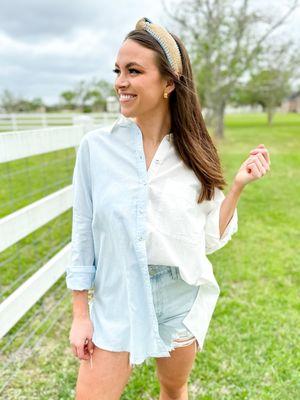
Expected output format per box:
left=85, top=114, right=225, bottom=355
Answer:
left=0, top=112, right=299, bottom=399
left=0, top=148, right=75, bottom=300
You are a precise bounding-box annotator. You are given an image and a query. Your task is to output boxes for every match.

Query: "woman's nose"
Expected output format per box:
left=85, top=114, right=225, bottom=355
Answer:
left=116, top=82, right=129, bottom=92
left=115, top=74, right=129, bottom=89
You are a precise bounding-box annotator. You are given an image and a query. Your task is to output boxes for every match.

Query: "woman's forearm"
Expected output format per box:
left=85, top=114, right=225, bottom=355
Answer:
left=72, top=290, right=90, bottom=319
left=219, top=181, right=244, bottom=239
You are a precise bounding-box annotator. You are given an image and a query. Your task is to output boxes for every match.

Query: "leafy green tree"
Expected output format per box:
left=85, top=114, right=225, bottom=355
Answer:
left=234, top=69, right=291, bottom=124
left=60, top=91, right=76, bottom=110
left=84, top=78, right=115, bottom=112
left=68, top=78, right=115, bottom=112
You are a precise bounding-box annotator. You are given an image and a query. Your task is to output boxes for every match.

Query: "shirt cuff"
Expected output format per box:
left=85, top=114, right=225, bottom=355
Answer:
left=65, top=265, right=96, bottom=290
left=205, top=206, right=238, bottom=254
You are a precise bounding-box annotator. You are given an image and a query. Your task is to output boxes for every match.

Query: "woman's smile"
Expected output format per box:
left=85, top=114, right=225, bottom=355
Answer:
left=119, top=94, right=137, bottom=103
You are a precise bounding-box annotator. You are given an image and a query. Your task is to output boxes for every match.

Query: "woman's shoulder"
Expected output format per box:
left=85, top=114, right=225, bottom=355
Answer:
left=84, top=124, right=113, bottom=141
left=77, top=121, right=117, bottom=150
left=87, top=113, right=127, bottom=138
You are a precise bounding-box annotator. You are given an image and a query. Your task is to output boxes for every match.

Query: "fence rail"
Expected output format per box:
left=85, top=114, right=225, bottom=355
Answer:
left=0, top=112, right=119, bottom=132
left=0, top=117, right=115, bottom=338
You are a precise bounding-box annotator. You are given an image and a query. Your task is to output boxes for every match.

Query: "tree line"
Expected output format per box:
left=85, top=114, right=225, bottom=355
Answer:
left=0, top=77, right=116, bottom=114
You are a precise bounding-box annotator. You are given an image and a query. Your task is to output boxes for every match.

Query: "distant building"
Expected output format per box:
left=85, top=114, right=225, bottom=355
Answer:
left=106, top=96, right=120, bottom=113
left=281, top=91, right=300, bottom=113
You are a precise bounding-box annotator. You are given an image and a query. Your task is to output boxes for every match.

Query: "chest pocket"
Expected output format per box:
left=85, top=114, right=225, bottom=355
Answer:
left=154, top=179, right=205, bottom=244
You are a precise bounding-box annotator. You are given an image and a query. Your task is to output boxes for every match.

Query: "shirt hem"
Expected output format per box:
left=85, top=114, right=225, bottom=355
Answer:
left=91, top=335, right=176, bottom=367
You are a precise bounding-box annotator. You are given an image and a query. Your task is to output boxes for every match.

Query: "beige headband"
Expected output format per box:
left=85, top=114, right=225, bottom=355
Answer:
left=135, top=17, right=183, bottom=77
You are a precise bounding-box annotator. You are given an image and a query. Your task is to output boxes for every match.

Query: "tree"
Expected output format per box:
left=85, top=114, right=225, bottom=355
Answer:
left=30, top=97, right=45, bottom=112
left=162, top=0, right=299, bottom=138
left=0, top=89, right=17, bottom=113
left=0, top=90, right=45, bottom=112
left=73, top=80, right=90, bottom=112
left=234, top=69, right=291, bottom=124
left=83, top=78, right=115, bottom=112
left=60, top=91, right=76, bottom=110
left=70, top=78, right=115, bottom=112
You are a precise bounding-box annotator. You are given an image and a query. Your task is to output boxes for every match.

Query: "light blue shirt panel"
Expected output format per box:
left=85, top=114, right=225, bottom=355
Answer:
left=66, top=118, right=174, bottom=366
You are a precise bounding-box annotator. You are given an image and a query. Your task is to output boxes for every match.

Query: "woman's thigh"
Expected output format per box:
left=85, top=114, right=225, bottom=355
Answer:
left=75, top=346, right=133, bottom=400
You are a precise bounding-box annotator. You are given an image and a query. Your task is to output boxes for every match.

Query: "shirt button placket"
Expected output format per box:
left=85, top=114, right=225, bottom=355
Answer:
left=135, top=128, right=162, bottom=346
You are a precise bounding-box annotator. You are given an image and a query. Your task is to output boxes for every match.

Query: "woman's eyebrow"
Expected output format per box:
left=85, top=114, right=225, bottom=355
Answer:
left=114, top=62, right=145, bottom=68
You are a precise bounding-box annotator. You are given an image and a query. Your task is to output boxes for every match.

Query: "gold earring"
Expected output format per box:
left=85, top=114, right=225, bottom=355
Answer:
left=163, top=91, right=168, bottom=99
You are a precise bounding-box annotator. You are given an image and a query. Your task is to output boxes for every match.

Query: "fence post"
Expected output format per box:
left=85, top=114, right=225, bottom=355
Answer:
left=11, top=114, right=17, bottom=131
left=73, top=115, right=95, bottom=134
left=42, top=113, right=47, bottom=127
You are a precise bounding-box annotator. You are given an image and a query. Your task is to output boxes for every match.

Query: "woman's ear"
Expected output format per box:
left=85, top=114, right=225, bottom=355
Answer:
left=165, top=78, right=175, bottom=95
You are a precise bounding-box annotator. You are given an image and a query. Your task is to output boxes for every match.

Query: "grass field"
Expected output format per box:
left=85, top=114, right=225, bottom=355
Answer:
left=0, top=112, right=299, bottom=399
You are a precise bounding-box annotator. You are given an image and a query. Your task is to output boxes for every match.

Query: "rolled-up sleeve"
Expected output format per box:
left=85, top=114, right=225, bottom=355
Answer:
left=204, top=187, right=238, bottom=255
left=66, top=137, right=96, bottom=290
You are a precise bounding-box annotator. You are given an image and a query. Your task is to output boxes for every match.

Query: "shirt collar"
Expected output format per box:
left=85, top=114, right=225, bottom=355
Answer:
left=109, top=114, right=174, bottom=142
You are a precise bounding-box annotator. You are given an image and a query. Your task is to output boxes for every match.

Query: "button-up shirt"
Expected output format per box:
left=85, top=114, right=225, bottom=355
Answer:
left=65, top=114, right=238, bottom=367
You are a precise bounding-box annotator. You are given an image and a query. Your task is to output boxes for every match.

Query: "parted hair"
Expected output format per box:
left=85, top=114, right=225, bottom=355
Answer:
left=124, top=29, right=227, bottom=202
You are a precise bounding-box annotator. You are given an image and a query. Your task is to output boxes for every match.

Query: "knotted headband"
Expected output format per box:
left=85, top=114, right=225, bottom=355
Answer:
left=135, top=17, right=183, bottom=77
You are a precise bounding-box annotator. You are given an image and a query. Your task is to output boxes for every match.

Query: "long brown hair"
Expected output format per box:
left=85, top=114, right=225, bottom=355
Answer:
left=124, top=29, right=227, bottom=202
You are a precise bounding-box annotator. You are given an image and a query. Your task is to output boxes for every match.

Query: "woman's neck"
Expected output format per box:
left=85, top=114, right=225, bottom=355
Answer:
left=132, top=112, right=171, bottom=146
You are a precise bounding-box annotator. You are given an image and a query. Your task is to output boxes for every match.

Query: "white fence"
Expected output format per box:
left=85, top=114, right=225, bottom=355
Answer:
left=0, top=116, right=115, bottom=338
left=0, top=112, right=119, bottom=132
left=0, top=106, right=273, bottom=132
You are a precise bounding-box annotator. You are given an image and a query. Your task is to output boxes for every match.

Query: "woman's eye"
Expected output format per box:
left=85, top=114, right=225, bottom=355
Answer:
left=112, top=68, right=140, bottom=75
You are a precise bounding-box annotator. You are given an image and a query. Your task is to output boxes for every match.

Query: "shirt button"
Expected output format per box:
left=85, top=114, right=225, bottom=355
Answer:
left=139, top=209, right=144, bottom=214
left=139, top=155, right=143, bottom=160
left=139, top=236, right=144, bottom=241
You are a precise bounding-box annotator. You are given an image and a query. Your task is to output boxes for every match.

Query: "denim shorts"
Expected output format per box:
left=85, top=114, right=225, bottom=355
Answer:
left=148, top=264, right=200, bottom=353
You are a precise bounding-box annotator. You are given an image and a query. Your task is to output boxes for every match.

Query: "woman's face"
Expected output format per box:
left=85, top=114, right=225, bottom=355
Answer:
left=114, top=39, right=173, bottom=118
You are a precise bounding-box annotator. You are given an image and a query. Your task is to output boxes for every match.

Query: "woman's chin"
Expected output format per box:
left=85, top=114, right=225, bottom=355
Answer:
left=120, top=108, right=137, bottom=118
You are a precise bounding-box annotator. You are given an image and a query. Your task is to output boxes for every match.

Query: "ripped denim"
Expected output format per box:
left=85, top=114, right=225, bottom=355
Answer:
left=148, top=264, right=199, bottom=354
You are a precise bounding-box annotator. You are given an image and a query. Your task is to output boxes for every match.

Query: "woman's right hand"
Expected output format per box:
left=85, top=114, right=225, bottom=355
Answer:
left=69, top=316, right=95, bottom=360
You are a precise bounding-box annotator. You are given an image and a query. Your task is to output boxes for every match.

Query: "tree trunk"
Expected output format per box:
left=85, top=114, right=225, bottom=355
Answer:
left=213, top=103, right=226, bottom=139
left=267, top=107, right=274, bottom=125
left=203, top=108, right=214, bottom=129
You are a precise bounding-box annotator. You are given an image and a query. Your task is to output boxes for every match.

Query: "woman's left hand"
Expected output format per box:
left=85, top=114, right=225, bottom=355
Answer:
left=233, top=144, right=271, bottom=189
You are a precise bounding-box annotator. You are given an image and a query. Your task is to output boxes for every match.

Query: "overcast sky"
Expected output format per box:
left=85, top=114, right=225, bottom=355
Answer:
left=0, top=0, right=299, bottom=105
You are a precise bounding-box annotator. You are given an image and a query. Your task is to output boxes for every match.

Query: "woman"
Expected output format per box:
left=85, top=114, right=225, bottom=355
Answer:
left=66, top=17, right=271, bottom=400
